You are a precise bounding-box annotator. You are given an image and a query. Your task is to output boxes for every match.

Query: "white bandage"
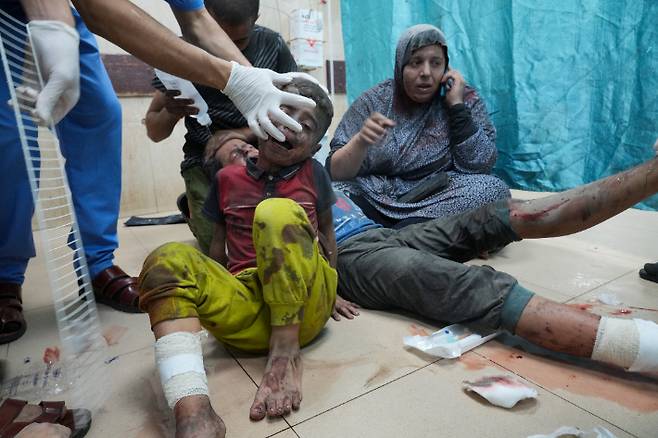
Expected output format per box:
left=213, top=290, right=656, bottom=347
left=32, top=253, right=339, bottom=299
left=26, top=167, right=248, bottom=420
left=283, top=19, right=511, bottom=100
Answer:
left=592, top=317, right=658, bottom=372
left=629, top=319, right=658, bottom=372
left=155, top=332, right=208, bottom=408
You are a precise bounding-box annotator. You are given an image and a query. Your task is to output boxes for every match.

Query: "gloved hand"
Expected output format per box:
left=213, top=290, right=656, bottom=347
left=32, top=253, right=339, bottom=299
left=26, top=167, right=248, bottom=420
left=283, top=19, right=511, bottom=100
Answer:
left=222, top=61, right=320, bottom=142
left=27, top=20, right=80, bottom=125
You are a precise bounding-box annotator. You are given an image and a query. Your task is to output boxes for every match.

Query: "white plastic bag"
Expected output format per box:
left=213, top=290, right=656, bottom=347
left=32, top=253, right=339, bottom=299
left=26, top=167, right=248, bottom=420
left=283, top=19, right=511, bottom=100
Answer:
left=154, top=69, right=212, bottom=126
left=403, top=324, right=500, bottom=358
left=463, top=375, right=538, bottom=408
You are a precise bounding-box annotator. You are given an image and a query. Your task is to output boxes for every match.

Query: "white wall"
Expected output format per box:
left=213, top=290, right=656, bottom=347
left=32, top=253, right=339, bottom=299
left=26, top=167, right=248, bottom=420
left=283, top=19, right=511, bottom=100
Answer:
left=111, top=0, right=347, bottom=217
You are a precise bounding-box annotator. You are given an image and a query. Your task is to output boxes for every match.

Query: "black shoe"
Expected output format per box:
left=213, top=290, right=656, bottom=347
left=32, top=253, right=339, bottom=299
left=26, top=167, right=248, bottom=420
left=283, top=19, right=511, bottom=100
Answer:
left=639, top=262, right=658, bottom=284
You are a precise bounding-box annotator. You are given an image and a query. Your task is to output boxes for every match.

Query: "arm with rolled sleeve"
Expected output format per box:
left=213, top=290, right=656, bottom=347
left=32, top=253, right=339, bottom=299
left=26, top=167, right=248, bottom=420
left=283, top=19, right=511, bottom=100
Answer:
left=165, top=0, right=251, bottom=66
left=447, top=91, right=498, bottom=174
left=326, top=94, right=373, bottom=180
left=71, top=0, right=319, bottom=141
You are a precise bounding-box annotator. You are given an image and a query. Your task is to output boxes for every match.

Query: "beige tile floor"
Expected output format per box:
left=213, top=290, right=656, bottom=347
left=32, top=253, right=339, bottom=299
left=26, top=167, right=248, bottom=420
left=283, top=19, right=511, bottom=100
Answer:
left=3, top=190, right=658, bottom=437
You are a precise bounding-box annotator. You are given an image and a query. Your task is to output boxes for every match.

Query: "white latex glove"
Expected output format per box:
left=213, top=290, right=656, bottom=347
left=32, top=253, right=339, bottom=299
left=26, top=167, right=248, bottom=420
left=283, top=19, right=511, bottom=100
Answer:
left=222, top=61, right=319, bottom=141
left=27, top=20, right=80, bottom=125
left=653, top=138, right=658, bottom=156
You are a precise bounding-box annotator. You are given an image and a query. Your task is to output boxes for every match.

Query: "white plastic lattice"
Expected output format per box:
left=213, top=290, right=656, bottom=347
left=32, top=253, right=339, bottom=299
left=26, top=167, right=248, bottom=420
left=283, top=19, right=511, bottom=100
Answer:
left=0, top=9, right=109, bottom=412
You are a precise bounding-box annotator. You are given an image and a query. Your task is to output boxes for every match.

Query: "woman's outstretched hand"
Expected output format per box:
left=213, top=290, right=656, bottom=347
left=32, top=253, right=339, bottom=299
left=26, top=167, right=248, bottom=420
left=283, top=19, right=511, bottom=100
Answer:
left=357, top=112, right=396, bottom=148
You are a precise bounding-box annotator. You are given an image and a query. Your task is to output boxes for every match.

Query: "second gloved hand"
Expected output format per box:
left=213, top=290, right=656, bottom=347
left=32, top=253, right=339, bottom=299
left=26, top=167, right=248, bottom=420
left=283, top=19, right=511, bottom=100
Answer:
left=27, top=20, right=80, bottom=125
left=222, top=61, right=318, bottom=142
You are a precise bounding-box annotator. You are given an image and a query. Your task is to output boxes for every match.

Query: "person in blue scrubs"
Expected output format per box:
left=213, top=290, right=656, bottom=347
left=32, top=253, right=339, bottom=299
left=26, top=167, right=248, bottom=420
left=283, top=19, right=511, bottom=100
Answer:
left=0, top=0, right=322, bottom=346
left=0, top=0, right=136, bottom=348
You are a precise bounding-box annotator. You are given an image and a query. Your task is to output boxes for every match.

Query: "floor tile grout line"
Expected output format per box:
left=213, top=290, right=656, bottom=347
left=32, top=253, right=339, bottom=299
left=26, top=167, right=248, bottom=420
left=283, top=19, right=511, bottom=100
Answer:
left=288, top=358, right=442, bottom=429
left=472, top=350, right=639, bottom=438
left=264, top=427, right=297, bottom=438
left=565, top=269, right=636, bottom=303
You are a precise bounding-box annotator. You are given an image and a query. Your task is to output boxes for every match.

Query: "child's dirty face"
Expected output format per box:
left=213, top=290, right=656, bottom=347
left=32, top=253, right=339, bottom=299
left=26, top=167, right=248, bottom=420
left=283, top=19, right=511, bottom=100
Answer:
left=257, top=102, right=319, bottom=168
left=217, top=139, right=258, bottom=167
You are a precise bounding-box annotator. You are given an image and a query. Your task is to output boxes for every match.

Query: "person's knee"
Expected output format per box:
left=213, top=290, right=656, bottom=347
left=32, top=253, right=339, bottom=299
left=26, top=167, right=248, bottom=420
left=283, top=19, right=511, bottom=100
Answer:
left=254, top=198, right=307, bottom=228
left=139, top=243, right=202, bottom=319
left=480, top=175, right=511, bottom=201
left=140, top=242, right=198, bottom=296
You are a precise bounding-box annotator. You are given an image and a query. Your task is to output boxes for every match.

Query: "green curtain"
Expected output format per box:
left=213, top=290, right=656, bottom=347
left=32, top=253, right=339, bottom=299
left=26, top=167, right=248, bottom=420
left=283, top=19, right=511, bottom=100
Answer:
left=340, top=0, right=658, bottom=209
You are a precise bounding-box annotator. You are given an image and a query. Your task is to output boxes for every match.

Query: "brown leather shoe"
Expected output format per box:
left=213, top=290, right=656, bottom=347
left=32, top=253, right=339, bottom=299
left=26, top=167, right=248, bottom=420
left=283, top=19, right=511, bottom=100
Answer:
left=91, top=266, right=142, bottom=313
left=0, top=283, right=27, bottom=344
left=0, top=399, right=92, bottom=438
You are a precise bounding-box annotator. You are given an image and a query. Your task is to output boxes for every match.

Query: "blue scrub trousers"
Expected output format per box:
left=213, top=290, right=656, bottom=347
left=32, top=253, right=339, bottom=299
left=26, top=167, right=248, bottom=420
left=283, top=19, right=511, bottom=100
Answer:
left=0, top=11, right=122, bottom=284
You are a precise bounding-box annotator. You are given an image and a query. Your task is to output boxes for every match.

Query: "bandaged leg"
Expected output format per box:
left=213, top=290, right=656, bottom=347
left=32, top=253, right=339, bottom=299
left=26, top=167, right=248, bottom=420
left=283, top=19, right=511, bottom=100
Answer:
left=592, top=317, right=658, bottom=372
left=155, top=331, right=208, bottom=408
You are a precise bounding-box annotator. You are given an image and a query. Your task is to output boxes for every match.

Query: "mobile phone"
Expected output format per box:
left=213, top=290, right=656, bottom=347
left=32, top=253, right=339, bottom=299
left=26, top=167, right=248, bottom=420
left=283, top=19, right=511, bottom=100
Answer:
left=398, top=172, right=450, bottom=203
left=440, top=77, right=454, bottom=98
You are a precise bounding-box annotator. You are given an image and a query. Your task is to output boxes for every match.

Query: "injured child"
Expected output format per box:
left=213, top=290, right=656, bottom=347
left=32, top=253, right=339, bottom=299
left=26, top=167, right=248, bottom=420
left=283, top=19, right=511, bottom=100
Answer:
left=138, top=78, right=337, bottom=438
left=332, top=149, right=658, bottom=372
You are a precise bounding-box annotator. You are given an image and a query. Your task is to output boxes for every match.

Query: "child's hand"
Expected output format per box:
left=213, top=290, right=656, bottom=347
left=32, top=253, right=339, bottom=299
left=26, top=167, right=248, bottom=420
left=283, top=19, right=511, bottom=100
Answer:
left=163, top=90, right=198, bottom=118
left=332, top=296, right=360, bottom=321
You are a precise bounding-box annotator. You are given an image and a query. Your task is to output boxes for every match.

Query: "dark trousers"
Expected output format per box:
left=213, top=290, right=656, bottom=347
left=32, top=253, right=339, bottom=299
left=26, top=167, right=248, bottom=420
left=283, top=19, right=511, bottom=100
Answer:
left=336, top=200, right=522, bottom=329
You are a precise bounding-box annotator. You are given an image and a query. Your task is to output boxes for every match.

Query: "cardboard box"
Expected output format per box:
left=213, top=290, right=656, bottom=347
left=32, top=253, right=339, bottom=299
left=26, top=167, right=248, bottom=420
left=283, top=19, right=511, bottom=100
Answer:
left=290, top=38, right=324, bottom=69
left=289, top=9, right=323, bottom=41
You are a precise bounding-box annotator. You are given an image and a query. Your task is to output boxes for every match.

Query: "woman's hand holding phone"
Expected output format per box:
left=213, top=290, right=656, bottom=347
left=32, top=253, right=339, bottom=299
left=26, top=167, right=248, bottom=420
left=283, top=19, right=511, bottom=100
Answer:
left=441, top=69, right=466, bottom=107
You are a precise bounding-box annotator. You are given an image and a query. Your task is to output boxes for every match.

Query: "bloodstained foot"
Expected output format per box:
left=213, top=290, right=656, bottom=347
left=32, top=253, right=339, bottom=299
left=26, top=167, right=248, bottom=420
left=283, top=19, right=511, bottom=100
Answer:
left=174, top=395, right=226, bottom=438
left=250, top=325, right=303, bottom=420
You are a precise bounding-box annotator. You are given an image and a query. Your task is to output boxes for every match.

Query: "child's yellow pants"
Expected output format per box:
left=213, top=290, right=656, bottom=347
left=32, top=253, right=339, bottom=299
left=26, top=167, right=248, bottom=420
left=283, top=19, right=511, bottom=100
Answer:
left=138, top=198, right=337, bottom=352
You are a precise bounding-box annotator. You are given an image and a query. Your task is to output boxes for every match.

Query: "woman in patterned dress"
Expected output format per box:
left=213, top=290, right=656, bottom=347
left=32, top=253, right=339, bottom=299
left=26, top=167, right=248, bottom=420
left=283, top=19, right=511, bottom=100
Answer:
left=327, top=24, right=510, bottom=229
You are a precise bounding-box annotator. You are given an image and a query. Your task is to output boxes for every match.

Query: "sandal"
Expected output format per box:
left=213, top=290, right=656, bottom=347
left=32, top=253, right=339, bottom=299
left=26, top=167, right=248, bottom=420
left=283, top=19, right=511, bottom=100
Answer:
left=0, top=283, right=27, bottom=345
left=91, top=266, right=142, bottom=314
left=0, top=399, right=91, bottom=438
left=639, top=262, right=658, bottom=284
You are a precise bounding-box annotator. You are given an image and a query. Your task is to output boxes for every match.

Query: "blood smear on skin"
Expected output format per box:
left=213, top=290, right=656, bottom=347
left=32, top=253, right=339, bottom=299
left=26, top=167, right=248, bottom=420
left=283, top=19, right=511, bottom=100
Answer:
left=568, top=303, right=593, bottom=311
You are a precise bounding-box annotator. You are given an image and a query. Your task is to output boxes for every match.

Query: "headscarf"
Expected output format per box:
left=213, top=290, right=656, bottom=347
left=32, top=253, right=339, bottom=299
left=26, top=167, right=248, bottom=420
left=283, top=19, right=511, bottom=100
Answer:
left=393, top=24, right=449, bottom=110
left=394, top=24, right=448, bottom=86
left=329, top=24, right=496, bottom=221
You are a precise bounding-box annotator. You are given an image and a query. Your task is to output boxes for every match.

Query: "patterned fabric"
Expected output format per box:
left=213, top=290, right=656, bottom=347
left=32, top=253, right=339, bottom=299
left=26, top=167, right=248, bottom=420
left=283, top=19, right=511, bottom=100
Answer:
left=329, top=24, right=509, bottom=221
left=152, top=25, right=298, bottom=170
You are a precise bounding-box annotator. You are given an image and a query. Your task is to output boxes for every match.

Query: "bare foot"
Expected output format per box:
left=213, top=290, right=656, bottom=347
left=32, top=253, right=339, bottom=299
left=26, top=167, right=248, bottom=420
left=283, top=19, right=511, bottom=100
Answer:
left=174, top=395, right=226, bottom=438
left=250, top=325, right=303, bottom=420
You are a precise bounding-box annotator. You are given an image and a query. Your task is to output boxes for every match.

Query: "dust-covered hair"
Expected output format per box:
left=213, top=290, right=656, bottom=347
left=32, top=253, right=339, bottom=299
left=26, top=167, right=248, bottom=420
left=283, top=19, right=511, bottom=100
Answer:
left=284, top=78, right=333, bottom=144
left=205, top=0, right=259, bottom=25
